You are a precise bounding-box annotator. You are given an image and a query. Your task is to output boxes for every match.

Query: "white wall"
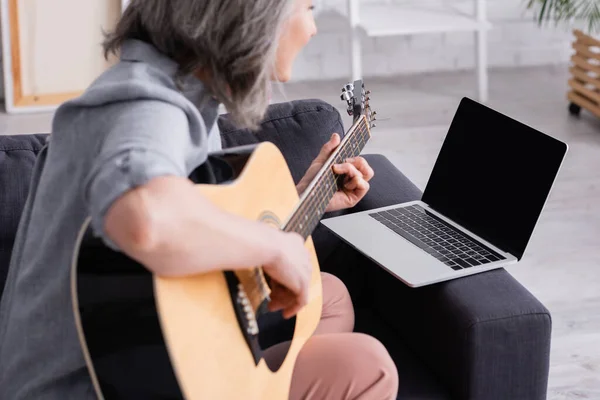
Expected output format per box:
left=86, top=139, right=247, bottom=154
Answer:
left=0, top=0, right=582, bottom=101
left=18, top=0, right=120, bottom=95
left=290, top=0, right=579, bottom=81
left=0, top=0, right=121, bottom=104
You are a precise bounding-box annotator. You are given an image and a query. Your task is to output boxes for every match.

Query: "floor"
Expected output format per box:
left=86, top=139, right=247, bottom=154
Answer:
left=2, top=64, right=599, bottom=399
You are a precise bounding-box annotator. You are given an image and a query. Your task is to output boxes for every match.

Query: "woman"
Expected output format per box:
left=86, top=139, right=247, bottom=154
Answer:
left=0, top=0, right=399, bottom=399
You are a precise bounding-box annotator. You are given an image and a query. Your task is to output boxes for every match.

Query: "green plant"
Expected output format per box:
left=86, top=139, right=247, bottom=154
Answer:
left=527, top=0, right=600, bottom=34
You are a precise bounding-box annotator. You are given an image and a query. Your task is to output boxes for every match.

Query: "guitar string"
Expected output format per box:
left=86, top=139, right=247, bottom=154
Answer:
left=282, top=88, right=372, bottom=234
left=241, top=123, right=369, bottom=304
left=287, top=122, right=369, bottom=238
left=286, top=123, right=369, bottom=239
left=243, top=120, right=370, bottom=304
left=287, top=121, right=368, bottom=229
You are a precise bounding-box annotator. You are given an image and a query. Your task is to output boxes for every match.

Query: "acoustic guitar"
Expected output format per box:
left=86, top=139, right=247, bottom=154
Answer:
left=70, top=80, right=376, bottom=399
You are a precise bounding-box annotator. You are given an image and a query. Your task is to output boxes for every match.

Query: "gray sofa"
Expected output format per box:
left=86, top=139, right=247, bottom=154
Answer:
left=0, top=99, right=552, bottom=399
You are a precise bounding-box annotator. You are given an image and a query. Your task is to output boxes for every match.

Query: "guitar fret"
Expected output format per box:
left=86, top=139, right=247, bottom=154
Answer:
left=330, top=174, right=338, bottom=197
left=284, top=117, right=372, bottom=239
left=317, top=174, right=327, bottom=213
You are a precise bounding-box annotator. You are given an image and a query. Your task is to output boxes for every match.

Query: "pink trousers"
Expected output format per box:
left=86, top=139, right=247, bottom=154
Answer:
left=264, top=272, right=399, bottom=400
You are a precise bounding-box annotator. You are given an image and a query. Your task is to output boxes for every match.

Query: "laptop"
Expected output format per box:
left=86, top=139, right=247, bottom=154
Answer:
left=320, top=97, right=568, bottom=288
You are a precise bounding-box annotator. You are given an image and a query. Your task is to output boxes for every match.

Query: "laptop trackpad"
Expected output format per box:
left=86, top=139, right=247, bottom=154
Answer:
left=321, top=212, right=453, bottom=287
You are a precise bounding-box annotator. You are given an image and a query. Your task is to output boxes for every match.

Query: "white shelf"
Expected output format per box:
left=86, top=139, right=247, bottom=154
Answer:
left=357, top=4, right=491, bottom=37
left=347, top=0, right=490, bottom=102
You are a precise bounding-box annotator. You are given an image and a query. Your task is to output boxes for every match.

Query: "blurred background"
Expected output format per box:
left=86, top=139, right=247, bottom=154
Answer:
left=1, top=1, right=599, bottom=399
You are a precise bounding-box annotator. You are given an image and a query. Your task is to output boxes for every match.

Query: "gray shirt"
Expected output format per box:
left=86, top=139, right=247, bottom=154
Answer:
left=0, top=39, right=222, bottom=399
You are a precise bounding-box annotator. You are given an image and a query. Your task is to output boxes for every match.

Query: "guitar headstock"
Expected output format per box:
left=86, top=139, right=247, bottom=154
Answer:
left=341, top=79, right=376, bottom=129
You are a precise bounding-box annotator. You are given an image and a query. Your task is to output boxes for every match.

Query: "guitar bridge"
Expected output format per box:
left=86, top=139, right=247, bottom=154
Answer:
left=224, top=271, right=264, bottom=365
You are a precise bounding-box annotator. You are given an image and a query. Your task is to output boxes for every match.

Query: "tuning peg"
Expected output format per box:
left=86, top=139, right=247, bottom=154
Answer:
left=341, top=91, right=351, bottom=102
left=345, top=83, right=354, bottom=91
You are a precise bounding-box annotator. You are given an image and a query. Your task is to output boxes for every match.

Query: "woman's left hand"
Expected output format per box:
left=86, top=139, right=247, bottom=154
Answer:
left=296, top=133, right=375, bottom=213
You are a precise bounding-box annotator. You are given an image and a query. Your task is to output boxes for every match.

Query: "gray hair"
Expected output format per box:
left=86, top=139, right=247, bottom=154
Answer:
left=103, top=0, right=294, bottom=130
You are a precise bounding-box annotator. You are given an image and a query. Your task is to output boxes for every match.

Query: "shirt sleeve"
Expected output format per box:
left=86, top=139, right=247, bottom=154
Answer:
left=83, top=99, right=205, bottom=251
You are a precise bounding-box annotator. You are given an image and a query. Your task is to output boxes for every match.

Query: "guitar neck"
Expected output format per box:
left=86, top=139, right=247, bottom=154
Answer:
left=283, top=115, right=371, bottom=239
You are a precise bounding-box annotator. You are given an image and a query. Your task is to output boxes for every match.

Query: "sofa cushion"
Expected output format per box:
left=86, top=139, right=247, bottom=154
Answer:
left=0, top=134, right=48, bottom=296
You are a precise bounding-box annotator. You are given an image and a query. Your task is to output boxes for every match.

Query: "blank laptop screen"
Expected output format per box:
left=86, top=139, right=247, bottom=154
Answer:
left=421, top=97, right=567, bottom=260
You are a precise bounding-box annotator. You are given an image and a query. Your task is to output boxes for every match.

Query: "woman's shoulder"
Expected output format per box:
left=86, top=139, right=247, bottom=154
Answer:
left=50, top=68, right=185, bottom=141
left=62, top=40, right=201, bottom=112
left=72, top=64, right=181, bottom=108
left=55, top=67, right=202, bottom=136
left=51, top=40, right=220, bottom=144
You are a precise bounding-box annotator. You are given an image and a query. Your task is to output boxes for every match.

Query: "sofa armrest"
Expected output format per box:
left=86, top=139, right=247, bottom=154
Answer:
left=316, top=154, right=551, bottom=400
left=370, top=265, right=551, bottom=400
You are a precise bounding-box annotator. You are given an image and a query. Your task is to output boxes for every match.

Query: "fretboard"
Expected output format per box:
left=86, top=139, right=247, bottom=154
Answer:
left=283, top=115, right=371, bottom=239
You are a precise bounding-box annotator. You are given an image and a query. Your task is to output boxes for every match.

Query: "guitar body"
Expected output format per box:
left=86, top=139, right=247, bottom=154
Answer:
left=72, top=79, right=374, bottom=400
left=71, top=142, right=323, bottom=399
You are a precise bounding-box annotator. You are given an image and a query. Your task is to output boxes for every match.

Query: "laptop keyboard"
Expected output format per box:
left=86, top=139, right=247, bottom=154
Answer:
left=368, top=204, right=506, bottom=271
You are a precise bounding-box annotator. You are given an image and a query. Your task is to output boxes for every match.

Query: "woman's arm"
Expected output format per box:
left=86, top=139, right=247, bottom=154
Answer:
left=104, top=175, right=283, bottom=277
left=104, top=174, right=313, bottom=317
left=82, top=100, right=312, bottom=317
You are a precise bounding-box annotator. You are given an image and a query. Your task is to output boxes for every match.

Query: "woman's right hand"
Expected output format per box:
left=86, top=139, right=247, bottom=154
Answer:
left=264, top=232, right=313, bottom=319
left=105, top=175, right=314, bottom=314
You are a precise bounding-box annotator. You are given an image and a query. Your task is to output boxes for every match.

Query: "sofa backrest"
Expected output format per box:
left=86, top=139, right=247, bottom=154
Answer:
left=218, top=99, right=341, bottom=184
left=0, top=99, right=343, bottom=299
left=0, top=134, right=48, bottom=298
